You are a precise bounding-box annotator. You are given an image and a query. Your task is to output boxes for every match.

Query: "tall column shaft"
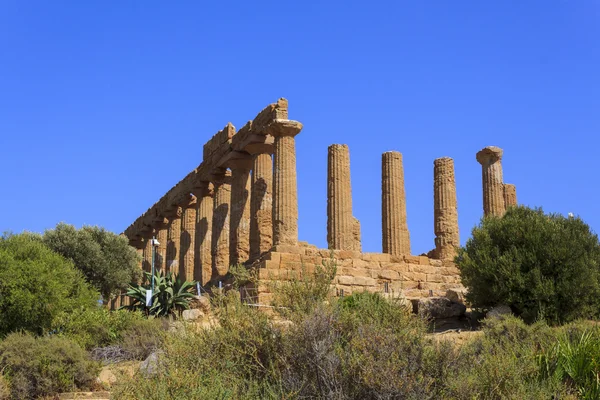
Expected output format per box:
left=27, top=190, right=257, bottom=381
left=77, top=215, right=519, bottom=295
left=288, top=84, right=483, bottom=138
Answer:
left=433, top=157, right=459, bottom=260
left=181, top=203, right=197, bottom=282
left=382, top=151, right=411, bottom=255
left=504, top=184, right=517, bottom=208
left=273, top=135, right=299, bottom=246
left=195, top=188, right=213, bottom=285
left=327, top=144, right=361, bottom=251
left=212, top=173, right=231, bottom=279
left=250, top=152, right=273, bottom=260
left=166, top=207, right=182, bottom=273
left=229, top=161, right=252, bottom=266
left=476, top=146, right=505, bottom=217
left=155, top=222, right=168, bottom=273
left=142, top=237, right=152, bottom=272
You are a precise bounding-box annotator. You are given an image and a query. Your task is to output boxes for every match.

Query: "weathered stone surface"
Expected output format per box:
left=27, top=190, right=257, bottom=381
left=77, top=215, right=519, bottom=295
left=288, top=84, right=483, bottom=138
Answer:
left=212, top=172, right=231, bottom=279
left=445, top=288, right=467, bottom=304
left=229, top=157, right=252, bottom=266
left=418, top=297, right=466, bottom=319
left=486, top=304, right=512, bottom=319
left=270, top=120, right=303, bottom=246
left=140, top=350, right=165, bottom=378
left=327, top=144, right=361, bottom=251
left=250, top=152, right=273, bottom=260
left=476, top=146, right=505, bottom=217
left=182, top=308, right=204, bottom=321
left=181, top=201, right=197, bottom=282
left=142, top=236, right=152, bottom=272
left=194, top=187, right=213, bottom=285
left=433, top=157, right=459, bottom=260
left=504, top=183, right=517, bottom=208
left=382, top=151, right=410, bottom=255
left=155, top=221, right=168, bottom=273
left=166, top=207, right=182, bottom=273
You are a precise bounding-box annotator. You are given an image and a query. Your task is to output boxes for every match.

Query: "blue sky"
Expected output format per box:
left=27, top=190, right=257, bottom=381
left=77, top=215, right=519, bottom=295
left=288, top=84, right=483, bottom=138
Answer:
left=1, top=1, right=598, bottom=255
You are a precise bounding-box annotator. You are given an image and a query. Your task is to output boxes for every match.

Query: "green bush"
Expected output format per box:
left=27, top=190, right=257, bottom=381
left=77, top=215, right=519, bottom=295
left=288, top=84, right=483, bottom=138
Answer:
left=0, top=332, right=100, bottom=399
left=457, top=206, right=600, bottom=324
left=43, top=223, right=142, bottom=301
left=119, top=317, right=167, bottom=360
left=0, top=233, right=99, bottom=337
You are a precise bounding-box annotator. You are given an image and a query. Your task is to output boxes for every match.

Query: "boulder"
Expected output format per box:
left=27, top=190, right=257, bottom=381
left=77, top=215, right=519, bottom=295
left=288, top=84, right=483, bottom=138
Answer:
left=139, top=350, right=164, bottom=378
left=445, top=288, right=467, bottom=304
left=418, top=297, right=466, bottom=319
left=182, top=308, right=204, bottom=321
left=189, top=295, right=211, bottom=313
left=486, top=305, right=512, bottom=319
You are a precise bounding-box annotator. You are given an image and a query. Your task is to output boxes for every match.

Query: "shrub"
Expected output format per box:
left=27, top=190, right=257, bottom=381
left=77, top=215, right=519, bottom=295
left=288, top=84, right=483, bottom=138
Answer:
left=0, top=233, right=99, bottom=337
left=119, top=317, right=167, bottom=361
left=0, top=332, right=100, bottom=399
left=43, top=223, right=142, bottom=301
left=457, top=206, right=600, bottom=324
left=123, top=271, right=196, bottom=317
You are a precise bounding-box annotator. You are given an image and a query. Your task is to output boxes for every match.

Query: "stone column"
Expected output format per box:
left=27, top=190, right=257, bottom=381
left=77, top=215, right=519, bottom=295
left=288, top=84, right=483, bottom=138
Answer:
left=504, top=184, right=517, bottom=208
left=194, top=185, right=213, bottom=285
left=269, top=120, right=303, bottom=246
left=382, top=151, right=411, bottom=255
left=433, top=157, right=459, bottom=260
left=154, top=219, right=168, bottom=273
left=248, top=145, right=273, bottom=260
left=229, top=158, right=252, bottom=266
left=166, top=207, right=182, bottom=273
left=211, top=170, right=232, bottom=279
left=142, top=237, right=152, bottom=272
left=476, top=146, right=505, bottom=217
left=327, top=144, right=361, bottom=251
left=180, top=196, right=197, bottom=282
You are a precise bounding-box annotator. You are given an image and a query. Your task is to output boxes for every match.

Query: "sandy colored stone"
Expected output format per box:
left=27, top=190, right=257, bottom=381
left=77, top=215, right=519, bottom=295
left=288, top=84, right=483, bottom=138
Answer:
left=181, top=202, right=197, bottom=282
left=212, top=171, right=232, bottom=279
left=476, top=146, right=505, bottom=217
left=270, top=120, right=303, bottom=246
left=194, top=186, right=213, bottom=285
left=229, top=158, right=252, bottom=266
left=142, top=237, right=152, bottom=272
left=433, top=157, right=460, bottom=260
left=327, top=144, right=361, bottom=251
left=381, top=151, right=411, bottom=255
left=250, top=151, right=273, bottom=260
left=166, top=207, right=182, bottom=274
left=504, top=183, right=517, bottom=208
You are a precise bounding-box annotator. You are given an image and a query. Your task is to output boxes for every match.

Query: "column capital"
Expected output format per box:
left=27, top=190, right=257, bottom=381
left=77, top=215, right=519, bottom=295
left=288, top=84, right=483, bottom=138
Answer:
left=191, top=182, right=214, bottom=198
left=218, top=151, right=253, bottom=171
left=476, top=146, right=503, bottom=165
left=165, top=206, right=183, bottom=219
left=266, top=119, right=303, bottom=137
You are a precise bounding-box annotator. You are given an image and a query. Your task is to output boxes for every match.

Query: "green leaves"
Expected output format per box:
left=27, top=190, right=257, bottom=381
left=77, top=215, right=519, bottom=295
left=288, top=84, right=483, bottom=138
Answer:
left=123, top=270, right=196, bottom=317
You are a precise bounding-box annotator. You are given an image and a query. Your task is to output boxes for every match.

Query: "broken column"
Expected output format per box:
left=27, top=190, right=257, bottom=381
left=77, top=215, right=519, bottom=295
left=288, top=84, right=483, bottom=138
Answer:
left=433, top=157, right=459, bottom=260
left=269, top=119, right=303, bottom=246
left=476, top=146, right=505, bottom=217
left=247, top=143, right=273, bottom=260
left=504, top=184, right=517, bottom=208
left=193, top=184, right=213, bottom=285
left=382, top=151, right=411, bottom=255
left=180, top=196, right=197, bottom=282
left=166, top=207, right=182, bottom=273
left=327, top=144, right=361, bottom=251
left=211, top=170, right=232, bottom=279
left=228, top=157, right=253, bottom=266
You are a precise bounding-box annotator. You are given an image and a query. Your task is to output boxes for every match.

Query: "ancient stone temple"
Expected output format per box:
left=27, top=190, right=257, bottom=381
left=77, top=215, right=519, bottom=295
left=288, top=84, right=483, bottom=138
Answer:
left=122, top=99, right=517, bottom=307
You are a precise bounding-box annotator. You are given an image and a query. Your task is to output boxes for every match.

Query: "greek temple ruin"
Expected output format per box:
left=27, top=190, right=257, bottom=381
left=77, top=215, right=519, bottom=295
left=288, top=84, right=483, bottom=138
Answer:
left=117, top=98, right=518, bottom=307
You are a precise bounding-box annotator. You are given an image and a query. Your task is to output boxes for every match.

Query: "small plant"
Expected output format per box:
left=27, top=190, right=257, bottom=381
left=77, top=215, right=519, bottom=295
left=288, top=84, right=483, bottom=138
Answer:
left=123, top=270, right=196, bottom=317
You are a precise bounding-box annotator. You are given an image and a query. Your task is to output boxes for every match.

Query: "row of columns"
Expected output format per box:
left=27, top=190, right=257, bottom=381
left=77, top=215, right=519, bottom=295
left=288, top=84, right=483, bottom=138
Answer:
left=138, top=120, right=303, bottom=285
left=326, top=145, right=517, bottom=260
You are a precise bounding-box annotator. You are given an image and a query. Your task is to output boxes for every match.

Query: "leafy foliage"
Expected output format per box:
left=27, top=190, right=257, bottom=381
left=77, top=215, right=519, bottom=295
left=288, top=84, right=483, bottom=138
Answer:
left=43, top=222, right=142, bottom=300
left=123, top=270, right=196, bottom=317
left=457, top=206, right=600, bottom=324
left=0, top=332, right=99, bottom=399
left=0, top=233, right=98, bottom=337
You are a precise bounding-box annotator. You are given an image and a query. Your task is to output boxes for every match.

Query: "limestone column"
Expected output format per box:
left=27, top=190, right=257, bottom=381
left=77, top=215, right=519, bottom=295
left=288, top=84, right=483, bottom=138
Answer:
left=433, top=157, right=459, bottom=260
left=229, top=158, right=252, bottom=266
left=382, top=151, right=411, bottom=255
left=327, top=144, right=361, bottom=251
left=180, top=197, right=197, bottom=282
left=476, top=146, right=505, bottom=217
left=211, top=170, right=232, bottom=279
left=142, top=237, right=152, bottom=272
left=166, top=207, right=182, bottom=274
left=248, top=145, right=273, bottom=260
left=194, top=185, right=213, bottom=285
left=154, top=219, right=168, bottom=274
left=269, top=120, right=303, bottom=246
left=504, top=184, right=517, bottom=208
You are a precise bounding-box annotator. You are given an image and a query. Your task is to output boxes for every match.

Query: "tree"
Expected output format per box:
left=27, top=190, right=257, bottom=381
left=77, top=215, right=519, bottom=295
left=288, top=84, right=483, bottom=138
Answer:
left=0, top=233, right=99, bottom=336
left=457, top=206, right=600, bottom=324
left=43, top=223, right=142, bottom=302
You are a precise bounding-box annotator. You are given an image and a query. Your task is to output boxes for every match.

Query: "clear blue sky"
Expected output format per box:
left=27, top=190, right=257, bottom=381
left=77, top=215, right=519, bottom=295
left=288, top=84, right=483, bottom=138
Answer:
left=1, top=1, right=598, bottom=255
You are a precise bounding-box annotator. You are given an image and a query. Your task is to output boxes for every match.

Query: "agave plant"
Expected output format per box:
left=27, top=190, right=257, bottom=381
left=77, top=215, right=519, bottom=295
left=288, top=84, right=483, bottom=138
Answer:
left=122, top=270, right=196, bottom=317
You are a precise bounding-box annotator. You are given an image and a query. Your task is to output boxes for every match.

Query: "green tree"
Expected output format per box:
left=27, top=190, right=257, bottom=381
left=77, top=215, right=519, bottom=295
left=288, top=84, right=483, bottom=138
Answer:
left=43, top=223, right=142, bottom=302
left=457, top=206, right=600, bottom=324
left=0, top=233, right=99, bottom=336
